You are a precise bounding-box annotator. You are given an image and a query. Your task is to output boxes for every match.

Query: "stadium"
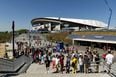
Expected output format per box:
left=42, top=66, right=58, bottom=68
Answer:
left=31, top=17, right=107, bottom=32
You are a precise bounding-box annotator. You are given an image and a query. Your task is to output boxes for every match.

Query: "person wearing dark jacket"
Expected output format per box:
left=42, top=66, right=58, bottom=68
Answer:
left=84, top=54, right=90, bottom=73
left=95, top=54, right=100, bottom=73
left=66, top=56, right=70, bottom=73
left=59, top=54, right=64, bottom=73
left=45, top=54, right=51, bottom=73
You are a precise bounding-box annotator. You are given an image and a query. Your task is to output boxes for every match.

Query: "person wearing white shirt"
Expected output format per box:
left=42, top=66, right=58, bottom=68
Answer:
left=55, top=55, right=59, bottom=72
left=105, top=51, right=114, bottom=73
left=79, top=55, right=84, bottom=73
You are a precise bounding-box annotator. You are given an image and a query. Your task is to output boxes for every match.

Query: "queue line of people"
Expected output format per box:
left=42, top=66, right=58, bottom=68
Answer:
left=31, top=46, right=101, bottom=74
left=30, top=45, right=114, bottom=74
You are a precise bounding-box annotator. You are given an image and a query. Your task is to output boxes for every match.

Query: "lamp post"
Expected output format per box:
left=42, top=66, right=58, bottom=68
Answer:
left=12, top=21, right=15, bottom=58
left=28, top=28, right=31, bottom=48
left=107, top=8, right=112, bottom=29
left=104, top=0, right=112, bottom=29
left=58, top=17, right=62, bottom=30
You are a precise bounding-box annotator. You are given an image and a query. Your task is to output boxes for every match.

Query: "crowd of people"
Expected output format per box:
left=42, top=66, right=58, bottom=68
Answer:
left=30, top=45, right=114, bottom=74
left=11, top=41, right=114, bottom=74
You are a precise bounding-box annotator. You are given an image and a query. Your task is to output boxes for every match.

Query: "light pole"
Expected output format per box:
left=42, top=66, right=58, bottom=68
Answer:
left=12, top=21, right=15, bottom=58
left=28, top=24, right=31, bottom=48
left=107, top=8, right=112, bottom=29
left=104, top=0, right=112, bottom=29
left=58, top=17, right=62, bottom=30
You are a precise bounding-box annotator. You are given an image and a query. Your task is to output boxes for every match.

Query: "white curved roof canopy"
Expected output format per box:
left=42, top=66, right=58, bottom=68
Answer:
left=45, top=17, right=107, bottom=28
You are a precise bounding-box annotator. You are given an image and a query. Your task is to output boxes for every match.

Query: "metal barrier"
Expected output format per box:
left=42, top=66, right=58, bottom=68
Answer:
left=0, top=55, right=32, bottom=73
left=100, top=61, right=116, bottom=77
left=0, top=58, right=14, bottom=72
left=110, top=63, right=116, bottom=77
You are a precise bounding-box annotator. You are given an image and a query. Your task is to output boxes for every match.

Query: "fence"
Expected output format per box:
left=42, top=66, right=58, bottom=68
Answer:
left=0, top=55, right=32, bottom=73
left=110, top=63, right=116, bottom=77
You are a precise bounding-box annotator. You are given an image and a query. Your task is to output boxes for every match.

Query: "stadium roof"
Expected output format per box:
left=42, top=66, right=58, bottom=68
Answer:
left=31, top=17, right=107, bottom=28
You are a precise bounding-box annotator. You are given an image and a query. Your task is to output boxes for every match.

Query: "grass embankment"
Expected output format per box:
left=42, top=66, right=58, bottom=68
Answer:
left=47, top=31, right=116, bottom=44
left=73, top=31, right=116, bottom=35
left=46, top=32, right=72, bottom=44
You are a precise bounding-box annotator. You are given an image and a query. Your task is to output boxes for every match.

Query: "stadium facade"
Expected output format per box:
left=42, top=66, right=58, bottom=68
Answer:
left=31, top=17, right=107, bottom=31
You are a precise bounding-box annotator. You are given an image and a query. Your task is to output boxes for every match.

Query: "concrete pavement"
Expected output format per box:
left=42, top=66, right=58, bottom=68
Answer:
left=13, top=63, right=110, bottom=77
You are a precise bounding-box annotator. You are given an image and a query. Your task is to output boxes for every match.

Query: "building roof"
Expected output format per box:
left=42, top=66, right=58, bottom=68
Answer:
left=68, top=34, right=116, bottom=44
left=31, top=17, right=107, bottom=28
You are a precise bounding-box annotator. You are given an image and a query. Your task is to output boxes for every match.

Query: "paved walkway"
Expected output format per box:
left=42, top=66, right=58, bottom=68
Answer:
left=13, top=63, right=110, bottom=77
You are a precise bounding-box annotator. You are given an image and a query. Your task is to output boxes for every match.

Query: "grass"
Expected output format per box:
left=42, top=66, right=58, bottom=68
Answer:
left=46, top=32, right=72, bottom=44
left=73, top=31, right=116, bottom=35
left=46, top=31, right=116, bottom=45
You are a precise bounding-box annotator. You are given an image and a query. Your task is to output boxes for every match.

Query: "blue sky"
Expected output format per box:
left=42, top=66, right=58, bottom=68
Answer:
left=0, top=0, right=116, bottom=31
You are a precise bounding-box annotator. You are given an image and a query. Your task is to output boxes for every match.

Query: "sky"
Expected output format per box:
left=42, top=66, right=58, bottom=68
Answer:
left=0, top=0, right=116, bottom=31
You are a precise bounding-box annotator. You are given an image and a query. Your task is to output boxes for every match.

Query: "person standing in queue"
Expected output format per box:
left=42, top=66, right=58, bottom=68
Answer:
left=95, top=54, right=100, bottom=73
left=45, top=54, right=51, bottom=73
left=105, top=51, right=114, bottom=73
left=66, top=55, right=71, bottom=73
left=59, top=54, right=64, bottom=74
left=84, top=52, right=90, bottom=73
left=71, top=55, right=78, bottom=74
left=79, top=54, right=84, bottom=73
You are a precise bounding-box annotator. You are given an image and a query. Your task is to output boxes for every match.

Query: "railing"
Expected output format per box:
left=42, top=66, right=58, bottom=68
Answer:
left=110, top=63, right=116, bottom=77
left=0, top=58, right=14, bottom=72
left=97, top=60, right=116, bottom=77
left=0, top=55, right=32, bottom=73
